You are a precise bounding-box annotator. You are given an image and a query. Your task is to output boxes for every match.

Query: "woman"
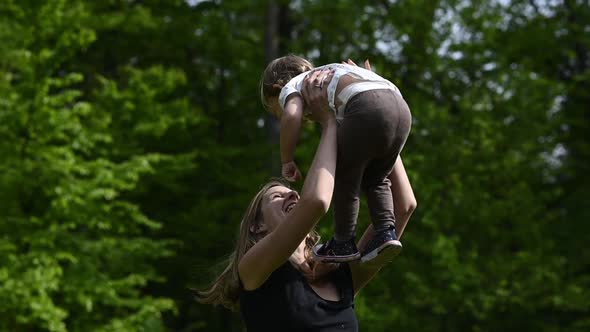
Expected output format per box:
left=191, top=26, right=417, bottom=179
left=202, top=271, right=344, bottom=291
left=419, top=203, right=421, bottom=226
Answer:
left=198, top=64, right=416, bottom=331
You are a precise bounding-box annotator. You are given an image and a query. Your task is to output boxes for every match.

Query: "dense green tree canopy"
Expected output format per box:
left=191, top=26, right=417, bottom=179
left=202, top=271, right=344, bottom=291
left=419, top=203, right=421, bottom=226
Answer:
left=0, top=0, right=587, bottom=331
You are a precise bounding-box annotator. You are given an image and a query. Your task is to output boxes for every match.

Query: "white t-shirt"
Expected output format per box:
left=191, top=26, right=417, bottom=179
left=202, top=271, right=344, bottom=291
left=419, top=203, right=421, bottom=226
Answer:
left=278, top=63, right=402, bottom=121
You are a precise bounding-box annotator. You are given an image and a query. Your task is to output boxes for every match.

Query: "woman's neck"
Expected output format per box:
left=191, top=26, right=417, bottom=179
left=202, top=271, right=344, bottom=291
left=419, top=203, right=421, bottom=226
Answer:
left=290, top=241, right=307, bottom=265
left=289, top=241, right=314, bottom=278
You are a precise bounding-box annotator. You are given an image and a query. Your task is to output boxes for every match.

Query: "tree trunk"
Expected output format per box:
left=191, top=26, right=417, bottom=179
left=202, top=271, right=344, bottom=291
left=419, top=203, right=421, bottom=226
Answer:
left=264, top=1, right=290, bottom=176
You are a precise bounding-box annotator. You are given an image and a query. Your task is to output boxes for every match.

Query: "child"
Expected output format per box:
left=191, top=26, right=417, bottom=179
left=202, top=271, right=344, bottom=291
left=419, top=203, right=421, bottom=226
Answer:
left=260, top=55, right=412, bottom=265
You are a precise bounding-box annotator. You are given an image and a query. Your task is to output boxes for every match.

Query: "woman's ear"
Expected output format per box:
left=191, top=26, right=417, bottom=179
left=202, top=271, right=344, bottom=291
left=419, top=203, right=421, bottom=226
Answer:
left=272, top=83, right=282, bottom=91
left=249, top=222, right=268, bottom=235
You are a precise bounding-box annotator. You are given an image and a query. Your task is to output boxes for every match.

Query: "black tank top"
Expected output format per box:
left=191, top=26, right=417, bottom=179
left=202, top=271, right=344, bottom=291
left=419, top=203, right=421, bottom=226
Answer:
left=240, top=262, right=358, bottom=331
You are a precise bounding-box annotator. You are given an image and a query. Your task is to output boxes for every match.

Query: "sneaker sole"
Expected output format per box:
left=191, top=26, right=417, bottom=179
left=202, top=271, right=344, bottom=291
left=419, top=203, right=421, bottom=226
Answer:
left=312, top=244, right=361, bottom=263
left=360, top=240, right=402, bottom=267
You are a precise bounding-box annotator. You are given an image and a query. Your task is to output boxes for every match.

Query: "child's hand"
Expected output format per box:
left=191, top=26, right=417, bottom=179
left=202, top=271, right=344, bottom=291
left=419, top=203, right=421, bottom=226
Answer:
left=282, top=161, right=302, bottom=182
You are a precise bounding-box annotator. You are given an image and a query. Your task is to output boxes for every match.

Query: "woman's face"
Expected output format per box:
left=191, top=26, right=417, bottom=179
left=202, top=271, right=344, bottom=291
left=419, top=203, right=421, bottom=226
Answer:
left=259, top=185, right=300, bottom=233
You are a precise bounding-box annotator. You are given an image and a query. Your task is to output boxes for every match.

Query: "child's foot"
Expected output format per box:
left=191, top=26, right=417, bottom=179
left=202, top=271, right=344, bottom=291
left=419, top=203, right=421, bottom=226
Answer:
left=313, top=237, right=360, bottom=263
left=360, top=225, right=402, bottom=267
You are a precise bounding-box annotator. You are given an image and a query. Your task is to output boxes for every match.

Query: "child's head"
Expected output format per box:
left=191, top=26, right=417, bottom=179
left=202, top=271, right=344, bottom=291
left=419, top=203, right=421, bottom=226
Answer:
left=260, top=55, right=313, bottom=117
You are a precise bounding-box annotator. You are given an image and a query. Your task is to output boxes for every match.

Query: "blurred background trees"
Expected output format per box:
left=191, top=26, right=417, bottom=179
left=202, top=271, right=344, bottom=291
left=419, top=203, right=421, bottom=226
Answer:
left=0, top=0, right=588, bottom=331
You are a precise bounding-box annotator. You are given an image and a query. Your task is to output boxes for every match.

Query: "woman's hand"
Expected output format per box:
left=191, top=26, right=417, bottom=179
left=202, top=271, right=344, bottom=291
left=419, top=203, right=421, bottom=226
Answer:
left=300, top=69, right=335, bottom=126
left=342, top=58, right=372, bottom=71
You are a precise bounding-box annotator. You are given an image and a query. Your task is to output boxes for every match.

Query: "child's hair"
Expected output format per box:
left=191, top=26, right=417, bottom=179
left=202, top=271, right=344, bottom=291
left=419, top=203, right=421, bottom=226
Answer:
left=260, top=55, right=314, bottom=111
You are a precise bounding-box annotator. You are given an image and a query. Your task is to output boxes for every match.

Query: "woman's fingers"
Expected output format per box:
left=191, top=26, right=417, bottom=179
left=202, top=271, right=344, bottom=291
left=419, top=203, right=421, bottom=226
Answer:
left=302, top=69, right=332, bottom=101
left=302, top=70, right=319, bottom=97
left=319, top=69, right=333, bottom=89
left=341, top=59, right=357, bottom=66
left=306, top=68, right=332, bottom=86
left=310, top=69, right=326, bottom=88
left=342, top=58, right=372, bottom=71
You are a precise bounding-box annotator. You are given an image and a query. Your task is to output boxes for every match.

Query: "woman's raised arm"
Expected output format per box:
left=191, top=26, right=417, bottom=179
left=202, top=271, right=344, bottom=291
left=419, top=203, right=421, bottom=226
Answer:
left=350, top=155, right=417, bottom=295
left=238, top=69, right=338, bottom=290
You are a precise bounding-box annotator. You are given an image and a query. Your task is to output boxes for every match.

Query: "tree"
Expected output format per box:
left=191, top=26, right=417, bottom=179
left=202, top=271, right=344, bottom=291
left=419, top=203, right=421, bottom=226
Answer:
left=0, top=2, right=175, bottom=330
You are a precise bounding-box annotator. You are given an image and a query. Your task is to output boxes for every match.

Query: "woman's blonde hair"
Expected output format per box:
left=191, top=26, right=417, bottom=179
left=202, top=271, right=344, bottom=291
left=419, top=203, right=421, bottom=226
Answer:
left=196, top=179, right=320, bottom=311
left=259, top=54, right=314, bottom=111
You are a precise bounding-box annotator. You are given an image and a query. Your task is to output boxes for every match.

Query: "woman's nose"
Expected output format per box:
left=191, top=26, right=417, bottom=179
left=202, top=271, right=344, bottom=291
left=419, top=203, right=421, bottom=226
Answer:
left=288, top=190, right=300, bottom=200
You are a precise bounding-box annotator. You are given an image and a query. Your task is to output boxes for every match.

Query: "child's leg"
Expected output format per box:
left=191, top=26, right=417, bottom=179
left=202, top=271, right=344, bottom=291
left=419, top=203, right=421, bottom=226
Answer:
left=312, top=141, right=365, bottom=262
left=332, top=157, right=365, bottom=241
left=313, top=95, right=374, bottom=262
left=331, top=91, right=386, bottom=241
left=360, top=166, right=402, bottom=265
left=360, top=90, right=412, bottom=264
left=363, top=90, right=411, bottom=232
left=362, top=154, right=398, bottom=233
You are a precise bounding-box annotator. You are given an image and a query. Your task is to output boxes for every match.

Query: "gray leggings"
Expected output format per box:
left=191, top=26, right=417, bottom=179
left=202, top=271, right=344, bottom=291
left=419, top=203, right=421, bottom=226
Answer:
left=333, top=89, right=412, bottom=240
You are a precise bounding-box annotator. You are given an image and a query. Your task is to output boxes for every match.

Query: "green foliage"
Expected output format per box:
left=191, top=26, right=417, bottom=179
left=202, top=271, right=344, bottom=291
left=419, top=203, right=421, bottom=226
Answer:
left=0, top=1, right=177, bottom=331
left=0, top=0, right=588, bottom=331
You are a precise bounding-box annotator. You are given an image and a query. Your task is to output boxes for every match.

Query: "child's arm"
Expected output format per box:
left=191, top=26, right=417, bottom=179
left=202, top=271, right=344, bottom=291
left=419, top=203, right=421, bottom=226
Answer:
left=280, top=94, right=304, bottom=166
